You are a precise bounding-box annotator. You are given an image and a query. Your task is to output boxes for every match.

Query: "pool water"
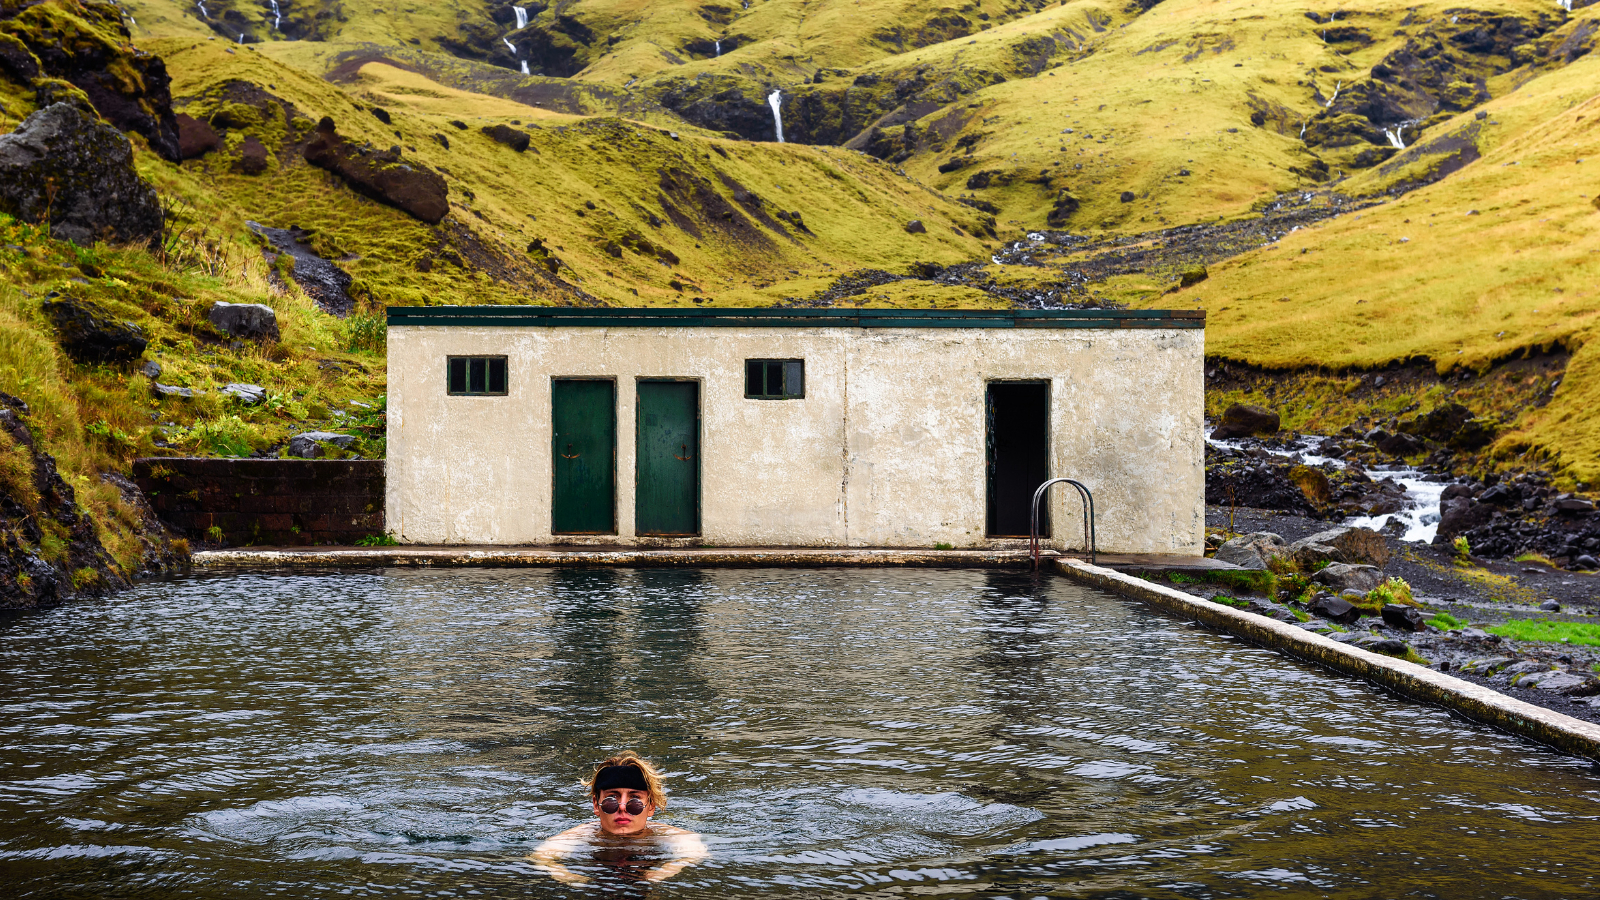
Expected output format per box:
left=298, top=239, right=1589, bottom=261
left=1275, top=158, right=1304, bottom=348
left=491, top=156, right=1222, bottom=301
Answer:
left=1, top=568, right=1596, bottom=898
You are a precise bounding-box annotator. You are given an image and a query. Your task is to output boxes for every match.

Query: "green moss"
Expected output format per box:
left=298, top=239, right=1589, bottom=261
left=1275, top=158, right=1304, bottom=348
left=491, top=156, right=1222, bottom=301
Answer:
left=1486, top=619, right=1600, bottom=648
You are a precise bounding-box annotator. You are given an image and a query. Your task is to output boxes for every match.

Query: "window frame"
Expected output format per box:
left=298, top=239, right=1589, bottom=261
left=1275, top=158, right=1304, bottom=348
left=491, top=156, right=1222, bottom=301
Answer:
left=446, top=355, right=510, bottom=396
left=743, top=358, right=805, bottom=400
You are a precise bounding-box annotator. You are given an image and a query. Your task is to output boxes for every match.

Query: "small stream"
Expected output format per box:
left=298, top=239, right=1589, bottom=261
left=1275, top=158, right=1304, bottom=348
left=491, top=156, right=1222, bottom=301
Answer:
left=1, top=568, right=1596, bottom=897
left=1211, top=434, right=1452, bottom=543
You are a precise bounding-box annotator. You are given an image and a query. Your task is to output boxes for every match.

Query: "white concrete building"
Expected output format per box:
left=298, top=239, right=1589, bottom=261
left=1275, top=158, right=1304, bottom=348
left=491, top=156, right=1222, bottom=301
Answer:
left=385, top=307, right=1205, bottom=554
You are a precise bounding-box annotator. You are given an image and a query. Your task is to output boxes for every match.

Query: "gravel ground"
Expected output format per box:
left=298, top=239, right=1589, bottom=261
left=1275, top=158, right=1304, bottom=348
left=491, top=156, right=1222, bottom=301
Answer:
left=1192, top=505, right=1600, bottom=728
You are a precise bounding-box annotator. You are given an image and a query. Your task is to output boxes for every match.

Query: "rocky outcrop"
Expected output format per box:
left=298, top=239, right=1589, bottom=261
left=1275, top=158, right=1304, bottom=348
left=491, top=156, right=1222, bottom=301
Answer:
left=1214, top=531, right=1287, bottom=569
left=288, top=432, right=358, bottom=459
left=0, top=0, right=181, bottom=161
left=1311, top=562, right=1384, bottom=594
left=1206, top=440, right=1410, bottom=518
left=234, top=135, right=270, bottom=174
left=1398, top=402, right=1497, bottom=451
left=209, top=301, right=281, bottom=341
left=175, top=112, right=221, bottom=159
left=0, top=394, right=138, bottom=609
left=1286, top=526, right=1391, bottom=568
left=0, top=103, right=163, bottom=246
left=303, top=118, right=449, bottom=224
left=1211, top=403, right=1280, bottom=439
left=41, top=294, right=147, bottom=364
left=481, top=123, right=532, bottom=152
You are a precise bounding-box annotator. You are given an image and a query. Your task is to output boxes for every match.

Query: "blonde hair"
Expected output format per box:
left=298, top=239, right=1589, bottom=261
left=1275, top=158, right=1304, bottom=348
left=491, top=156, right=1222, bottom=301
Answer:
left=583, top=754, right=668, bottom=809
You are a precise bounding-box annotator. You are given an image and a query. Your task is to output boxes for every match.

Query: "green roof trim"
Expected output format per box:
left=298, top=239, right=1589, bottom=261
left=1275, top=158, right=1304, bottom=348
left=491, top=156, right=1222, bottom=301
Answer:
left=386, top=307, right=1205, bottom=329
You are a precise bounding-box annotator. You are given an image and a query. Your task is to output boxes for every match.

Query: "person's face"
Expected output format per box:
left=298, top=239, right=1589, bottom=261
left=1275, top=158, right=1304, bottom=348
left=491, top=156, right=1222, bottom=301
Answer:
left=593, top=788, right=654, bottom=834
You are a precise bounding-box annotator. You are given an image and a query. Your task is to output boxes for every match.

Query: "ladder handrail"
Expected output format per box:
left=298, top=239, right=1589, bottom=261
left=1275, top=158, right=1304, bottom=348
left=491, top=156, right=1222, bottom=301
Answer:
left=1030, top=477, right=1095, bottom=569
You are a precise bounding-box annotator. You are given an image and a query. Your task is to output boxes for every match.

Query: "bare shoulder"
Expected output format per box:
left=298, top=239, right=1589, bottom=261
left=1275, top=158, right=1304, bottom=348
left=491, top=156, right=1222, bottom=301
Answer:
left=533, top=822, right=598, bottom=855
left=649, top=824, right=695, bottom=837
left=651, top=824, right=708, bottom=854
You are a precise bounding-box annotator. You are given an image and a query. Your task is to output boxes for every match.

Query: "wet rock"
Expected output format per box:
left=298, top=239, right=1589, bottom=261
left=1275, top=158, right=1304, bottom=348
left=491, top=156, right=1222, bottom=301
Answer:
left=41, top=296, right=147, bottom=364
left=208, top=301, right=280, bottom=341
left=234, top=135, right=270, bottom=174
left=303, top=118, right=449, bottom=224
left=1435, top=496, right=1492, bottom=542
left=176, top=113, right=221, bottom=159
left=1376, top=431, right=1425, bottom=457
left=141, top=360, right=161, bottom=380
left=481, top=123, right=532, bottom=152
left=904, top=219, right=927, bottom=234
left=1370, top=639, right=1409, bottom=656
left=246, top=223, right=354, bottom=317
left=1531, top=672, right=1600, bottom=696
left=288, top=431, right=358, bottom=459
left=1214, top=531, right=1287, bottom=569
left=1539, top=600, right=1562, bottom=612
left=1556, top=497, right=1596, bottom=514
left=1309, top=594, right=1361, bottom=625
left=0, top=103, right=163, bottom=246
left=1210, top=403, right=1280, bottom=439
left=1289, top=526, right=1391, bottom=568
left=152, top=383, right=194, bottom=399
left=1381, top=604, right=1428, bottom=631
left=1399, top=402, right=1496, bottom=450
left=1311, top=563, right=1383, bottom=595
left=1460, top=656, right=1516, bottom=674
left=221, top=383, right=266, bottom=405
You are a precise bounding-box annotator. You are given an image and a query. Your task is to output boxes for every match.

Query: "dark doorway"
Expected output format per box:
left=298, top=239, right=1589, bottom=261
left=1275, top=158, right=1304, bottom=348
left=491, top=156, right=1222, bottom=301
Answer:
left=986, top=382, right=1050, bottom=537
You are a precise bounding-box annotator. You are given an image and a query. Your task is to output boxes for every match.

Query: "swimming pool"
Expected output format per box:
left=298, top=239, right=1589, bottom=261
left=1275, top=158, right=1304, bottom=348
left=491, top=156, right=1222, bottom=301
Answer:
left=1, top=568, right=1595, bottom=897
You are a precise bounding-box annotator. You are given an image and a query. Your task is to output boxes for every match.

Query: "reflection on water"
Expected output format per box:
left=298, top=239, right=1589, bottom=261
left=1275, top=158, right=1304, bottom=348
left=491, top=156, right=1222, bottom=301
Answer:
left=1, top=568, right=1597, bottom=898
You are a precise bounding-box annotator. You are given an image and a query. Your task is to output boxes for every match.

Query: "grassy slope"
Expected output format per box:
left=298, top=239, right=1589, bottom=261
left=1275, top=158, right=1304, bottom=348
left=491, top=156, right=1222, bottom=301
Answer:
left=1144, top=8, right=1600, bottom=477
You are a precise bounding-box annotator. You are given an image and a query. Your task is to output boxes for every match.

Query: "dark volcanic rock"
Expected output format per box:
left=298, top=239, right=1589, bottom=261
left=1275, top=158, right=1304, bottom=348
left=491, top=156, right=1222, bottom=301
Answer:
left=234, top=135, right=270, bottom=174
left=0, top=32, right=41, bottom=82
left=0, top=103, right=163, bottom=246
left=175, top=112, right=221, bottom=159
left=7, top=1, right=182, bottom=161
left=1381, top=604, right=1428, bottom=631
left=41, top=296, right=147, bottom=364
left=1399, top=401, right=1497, bottom=450
left=1308, top=594, right=1361, bottom=624
left=1311, top=563, right=1384, bottom=594
left=289, top=431, right=358, bottom=459
left=481, top=123, right=532, bottom=152
left=0, top=394, right=133, bottom=609
left=208, top=301, right=281, bottom=341
left=904, top=219, right=927, bottom=234
left=1211, top=403, right=1280, bottom=439
left=247, top=222, right=355, bottom=317
left=303, top=118, right=449, bottom=224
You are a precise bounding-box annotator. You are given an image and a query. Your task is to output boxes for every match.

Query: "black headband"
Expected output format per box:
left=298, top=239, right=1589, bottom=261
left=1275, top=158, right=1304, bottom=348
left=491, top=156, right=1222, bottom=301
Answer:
left=593, top=765, right=649, bottom=793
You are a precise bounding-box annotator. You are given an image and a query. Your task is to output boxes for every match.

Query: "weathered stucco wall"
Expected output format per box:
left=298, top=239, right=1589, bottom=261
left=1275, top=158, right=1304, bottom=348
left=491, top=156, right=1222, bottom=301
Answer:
left=386, top=325, right=1203, bottom=552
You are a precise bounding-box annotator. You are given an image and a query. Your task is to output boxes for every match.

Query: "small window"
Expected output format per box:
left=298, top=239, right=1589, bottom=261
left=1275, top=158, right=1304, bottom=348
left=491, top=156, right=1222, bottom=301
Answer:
left=447, top=356, right=508, bottom=395
left=745, top=359, right=804, bottom=399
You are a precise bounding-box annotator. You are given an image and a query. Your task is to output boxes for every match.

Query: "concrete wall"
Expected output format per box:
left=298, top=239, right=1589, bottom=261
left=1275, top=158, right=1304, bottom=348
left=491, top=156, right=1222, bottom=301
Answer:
left=134, top=459, right=384, bottom=546
left=386, top=325, right=1204, bottom=553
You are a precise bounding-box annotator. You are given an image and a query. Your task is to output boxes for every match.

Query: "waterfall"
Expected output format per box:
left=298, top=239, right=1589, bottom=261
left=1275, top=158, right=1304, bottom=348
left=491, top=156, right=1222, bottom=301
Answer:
left=503, top=36, right=516, bottom=53
left=238, top=32, right=245, bottom=43
left=767, top=89, right=784, bottom=143
left=197, top=0, right=208, bottom=18
left=268, top=0, right=281, bottom=30
left=1558, top=0, right=1572, bottom=11
left=715, top=39, right=721, bottom=57
left=521, top=60, right=530, bottom=74
left=514, top=6, right=529, bottom=28
left=1324, top=81, right=1341, bottom=108
left=1384, top=124, right=1407, bottom=150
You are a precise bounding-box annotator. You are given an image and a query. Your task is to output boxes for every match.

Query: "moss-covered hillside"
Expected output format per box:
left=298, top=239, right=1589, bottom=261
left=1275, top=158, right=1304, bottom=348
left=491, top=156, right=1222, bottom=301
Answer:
left=1, top=0, right=1600, bottom=590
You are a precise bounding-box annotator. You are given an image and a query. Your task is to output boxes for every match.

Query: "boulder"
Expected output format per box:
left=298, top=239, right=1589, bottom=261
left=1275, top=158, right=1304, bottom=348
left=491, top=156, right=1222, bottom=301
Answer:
left=304, top=118, right=449, bottom=224
left=0, top=103, right=163, bottom=246
left=1399, top=402, right=1496, bottom=450
left=1530, top=672, right=1600, bottom=696
left=1434, top=496, right=1492, bottom=542
left=41, top=296, right=147, bottom=364
left=234, top=135, right=270, bottom=174
left=221, top=383, right=266, bottom=405
left=208, top=301, right=280, bottom=341
left=1376, top=431, right=1425, bottom=457
left=141, top=359, right=161, bottom=379
left=1308, top=594, right=1360, bottom=624
left=1311, top=563, right=1384, bottom=595
left=288, top=431, right=358, bottom=459
left=1214, top=532, right=1287, bottom=569
left=480, top=123, right=531, bottom=152
left=904, top=219, right=927, bottom=234
left=1370, top=639, right=1409, bottom=656
left=176, top=113, right=220, bottom=159
left=1287, top=526, right=1390, bottom=568
left=1381, top=604, right=1427, bottom=631
left=152, top=383, right=194, bottom=399
left=1210, top=403, right=1280, bottom=439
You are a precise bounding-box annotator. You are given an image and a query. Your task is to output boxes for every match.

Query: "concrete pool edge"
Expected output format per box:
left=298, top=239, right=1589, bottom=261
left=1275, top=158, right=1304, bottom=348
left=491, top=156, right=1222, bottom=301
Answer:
left=190, top=546, right=1052, bottom=568
left=1057, top=559, right=1600, bottom=763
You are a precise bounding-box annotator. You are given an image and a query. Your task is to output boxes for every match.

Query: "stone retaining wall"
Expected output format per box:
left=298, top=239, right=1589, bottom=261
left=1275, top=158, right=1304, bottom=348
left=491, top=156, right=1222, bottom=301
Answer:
left=132, top=458, right=384, bottom=546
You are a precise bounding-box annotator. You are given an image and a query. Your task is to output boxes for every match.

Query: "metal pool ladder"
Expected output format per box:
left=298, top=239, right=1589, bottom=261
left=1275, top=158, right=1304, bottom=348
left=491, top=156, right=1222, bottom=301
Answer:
left=1030, top=478, right=1096, bottom=569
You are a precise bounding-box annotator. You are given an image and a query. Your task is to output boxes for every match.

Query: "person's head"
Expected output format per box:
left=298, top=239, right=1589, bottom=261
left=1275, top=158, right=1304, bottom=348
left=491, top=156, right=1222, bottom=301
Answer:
left=583, top=755, right=667, bottom=835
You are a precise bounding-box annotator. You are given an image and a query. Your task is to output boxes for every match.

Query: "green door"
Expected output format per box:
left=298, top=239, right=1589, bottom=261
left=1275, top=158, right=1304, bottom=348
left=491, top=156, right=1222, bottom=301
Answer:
left=636, top=381, right=700, bottom=536
left=552, top=380, right=615, bottom=534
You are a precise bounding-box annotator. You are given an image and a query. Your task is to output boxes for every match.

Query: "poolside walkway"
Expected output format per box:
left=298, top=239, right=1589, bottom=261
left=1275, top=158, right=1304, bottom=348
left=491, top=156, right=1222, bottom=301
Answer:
left=191, top=546, right=1243, bottom=573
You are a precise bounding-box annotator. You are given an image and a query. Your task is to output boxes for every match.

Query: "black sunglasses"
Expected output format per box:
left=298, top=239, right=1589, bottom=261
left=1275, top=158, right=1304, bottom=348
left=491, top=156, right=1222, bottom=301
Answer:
left=600, top=795, right=647, bottom=815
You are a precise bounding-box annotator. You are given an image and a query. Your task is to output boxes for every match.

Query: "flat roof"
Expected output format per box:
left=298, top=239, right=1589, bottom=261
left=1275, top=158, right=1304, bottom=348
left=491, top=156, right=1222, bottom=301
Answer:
left=386, top=307, right=1205, bottom=329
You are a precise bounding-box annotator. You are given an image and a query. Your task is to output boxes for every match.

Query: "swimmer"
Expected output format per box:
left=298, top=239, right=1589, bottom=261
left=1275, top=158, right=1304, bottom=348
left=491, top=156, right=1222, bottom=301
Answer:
left=529, top=754, right=707, bottom=885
